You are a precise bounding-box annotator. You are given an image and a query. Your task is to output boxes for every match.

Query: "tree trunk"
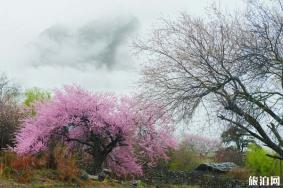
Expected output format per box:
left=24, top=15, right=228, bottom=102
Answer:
left=89, top=154, right=106, bottom=175
left=47, top=138, right=57, bottom=169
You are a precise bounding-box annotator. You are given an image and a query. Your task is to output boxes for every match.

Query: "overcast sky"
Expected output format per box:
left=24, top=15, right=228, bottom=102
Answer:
left=0, top=0, right=246, bottom=137
left=0, top=0, right=244, bottom=94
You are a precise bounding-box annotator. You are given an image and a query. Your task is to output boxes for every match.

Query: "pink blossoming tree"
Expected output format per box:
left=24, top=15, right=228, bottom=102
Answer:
left=14, top=86, right=176, bottom=176
left=184, top=134, right=221, bottom=157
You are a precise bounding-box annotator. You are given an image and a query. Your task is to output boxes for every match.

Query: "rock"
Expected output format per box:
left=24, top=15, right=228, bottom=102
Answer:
left=132, top=180, right=138, bottom=188
left=79, top=169, right=89, bottom=180
left=98, top=171, right=106, bottom=181
left=88, top=174, right=99, bottom=180
left=194, top=162, right=238, bottom=173
left=98, top=168, right=111, bottom=181
left=102, top=168, right=112, bottom=175
left=79, top=169, right=99, bottom=180
left=79, top=168, right=111, bottom=181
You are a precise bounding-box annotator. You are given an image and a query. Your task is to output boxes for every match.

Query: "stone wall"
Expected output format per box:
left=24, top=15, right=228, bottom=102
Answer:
left=143, top=169, right=248, bottom=188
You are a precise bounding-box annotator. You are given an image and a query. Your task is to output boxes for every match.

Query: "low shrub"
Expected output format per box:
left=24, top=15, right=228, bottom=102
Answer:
left=227, top=167, right=250, bottom=180
left=52, top=145, right=80, bottom=182
left=0, top=152, right=33, bottom=183
left=214, top=147, right=245, bottom=166
left=0, top=151, right=47, bottom=183
left=245, top=144, right=281, bottom=176
left=0, top=145, right=81, bottom=184
left=167, top=143, right=201, bottom=172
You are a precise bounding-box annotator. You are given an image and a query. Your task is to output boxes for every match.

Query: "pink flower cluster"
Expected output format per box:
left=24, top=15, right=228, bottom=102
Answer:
left=14, top=86, right=176, bottom=176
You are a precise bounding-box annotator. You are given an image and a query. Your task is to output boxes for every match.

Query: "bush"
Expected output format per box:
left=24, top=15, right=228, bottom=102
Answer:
left=227, top=167, right=250, bottom=180
left=0, top=75, right=22, bottom=151
left=167, top=142, right=201, bottom=171
left=0, top=146, right=80, bottom=183
left=23, top=87, right=51, bottom=116
left=245, top=144, right=281, bottom=176
left=214, top=147, right=245, bottom=166
left=0, top=152, right=34, bottom=183
left=52, top=145, right=80, bottom=182
left=0, top=151, right=48, bottom=183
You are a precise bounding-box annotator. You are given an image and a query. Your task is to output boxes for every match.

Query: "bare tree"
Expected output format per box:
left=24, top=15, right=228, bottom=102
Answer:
left=135, top=1, right=283, bottom=158
left=221, top=125, right=255, bottom=152
left=0, top=74, right=22, bottom=150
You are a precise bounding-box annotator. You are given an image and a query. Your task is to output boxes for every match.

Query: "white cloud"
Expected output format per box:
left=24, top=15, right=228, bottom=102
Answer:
left=0, top=0, right=244, bottom=93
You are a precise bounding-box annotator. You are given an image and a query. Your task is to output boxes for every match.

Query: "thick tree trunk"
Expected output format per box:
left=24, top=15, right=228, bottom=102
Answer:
left=89, top=154, right=106, bottom=175
left=47, top=138, right=58, bottom=169
left=47, top=151, right=57, bottom=169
